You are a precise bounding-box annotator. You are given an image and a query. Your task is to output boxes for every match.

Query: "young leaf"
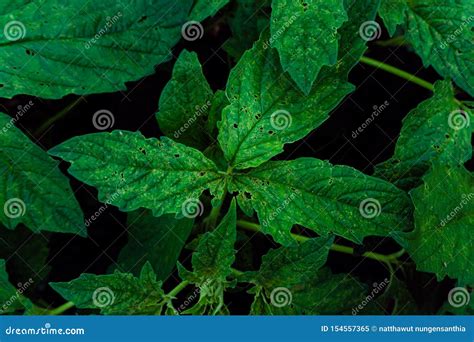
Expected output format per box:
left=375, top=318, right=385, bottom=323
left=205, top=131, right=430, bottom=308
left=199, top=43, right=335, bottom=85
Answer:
left=50, top=262, right=165, bottom=315
left=231, top=158, right=412, bottom=245
left=0, top=0, right=193, bottom=99
left=189, top=0, right=230, bottom=21
left=190, top=199, right=237, bottom=281
left=379, top=0, right=474, bottom=96
left=156, top=50, right=214, bottom=149
left=244, top=236, right=334, bottom=289
left=0, top=259, right=27, bottom=314
left=49, top=131, right=226, bottom=217
left=374, top=80, right=472, bottom=190
left=114, top=210, right=193, bottom=281
left=393, top=164, right=474, bottom=285
left=218, top=32, right=354, bottom=170
left=270, top=0, right=347, bottom=94
left=0, top=113, right=84, bottom=236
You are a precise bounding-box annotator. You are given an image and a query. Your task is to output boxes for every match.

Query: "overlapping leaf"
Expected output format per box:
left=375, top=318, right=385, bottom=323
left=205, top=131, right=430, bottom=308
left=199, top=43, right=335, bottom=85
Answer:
left=231, top=158, right=412, bottom=245
left=0, top=113, right=84, bottom=235
left=49, top=131, right=226, bottom=217
left=189, top=0, right=230, bottom=21
left=393, top=164, right=474, bottom=285
left=270, top=0, right=347, bottom=94
left=379, top=0, right=474, bottom=96
left=51, top=262, right=165, bottom=315
left=218, top=32, right=353, bottom=170
left=0, top=0, right=192, bottom=98
left=374, top=80, right=472, bottom=190
left=0, top=259, right=27, bottom=314
left=156, top=50, right=214, bottom=149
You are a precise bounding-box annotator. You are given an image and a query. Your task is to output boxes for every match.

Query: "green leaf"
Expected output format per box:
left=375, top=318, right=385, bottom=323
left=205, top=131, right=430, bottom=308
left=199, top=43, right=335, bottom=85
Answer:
left=50, top=262, right=165, bottom=315
left=378, top=0, right=407, bottom=36
left=248, top=268, right=368, bottom=315
left=0, top=259, right=26, bottom=314
left=49, top=131, right=226, bottom=217
left=224, top=0, right=270, bottom=60
left=191, top=200, right=237, bottom=281
left=291, top=269, right=368, bottom=314
left=0, top=0, right=192, bottom=99
left=393, top=164, right=474, bottom=285
left=230, top=158, right=412, bottom=245
left=115, top=210, right=193, bottom=281
left=374, top=80, right=472, bottom=190
left=156, top=50, right=214, bottom=149
left=379, top=0, right=474, bottom=96
left=0, top=113, right=84, bottom=235
left=218, top=32, right=353, bottom=170
left=270, top=0, right=347, bottom=94
left=189, top=0, right=230, bottom=21
left=330, top=0, right=381, bottom=76
left=245, top=236, right=333, bottom=289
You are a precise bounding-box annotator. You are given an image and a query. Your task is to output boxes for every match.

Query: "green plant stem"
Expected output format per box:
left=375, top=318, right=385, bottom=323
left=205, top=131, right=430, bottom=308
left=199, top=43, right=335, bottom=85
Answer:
left=168, top=280, right=190, bottom=298
left=236, top=220, right=403, bottom=265
left=360, top=56, right=435, bottom=92
left=48, top=301, right=75, bottom=315
left=34, top=97, right=85, bottom=136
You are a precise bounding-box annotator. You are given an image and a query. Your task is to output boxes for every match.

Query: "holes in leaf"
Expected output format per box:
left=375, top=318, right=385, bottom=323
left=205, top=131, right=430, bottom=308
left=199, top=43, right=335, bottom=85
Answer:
left=25, top=49, right=35, bottom=56
left=174, top=154, right=180, bottom=158
left=233, top=123, right=238, bottom=128
left=0, top=84, right=4, bottom=88
left=138, top=16, right=148, bottom=23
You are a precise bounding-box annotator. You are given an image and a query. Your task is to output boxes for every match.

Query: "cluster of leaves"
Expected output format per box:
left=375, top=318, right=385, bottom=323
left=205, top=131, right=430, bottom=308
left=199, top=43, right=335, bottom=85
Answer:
left=0, top=0, right=472, bottom=315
